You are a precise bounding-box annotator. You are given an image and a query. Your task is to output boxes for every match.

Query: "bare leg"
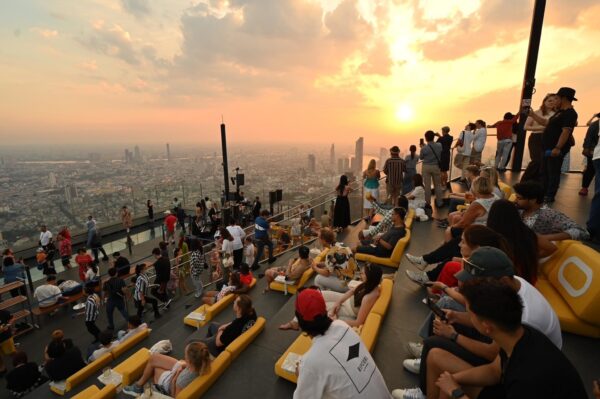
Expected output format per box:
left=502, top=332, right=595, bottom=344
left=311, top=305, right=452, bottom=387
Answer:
left=426, top=348, right=481, bottom=399
left=135, top=353, right=178, bottom=386
left=202, top=291, right=217, bottom=305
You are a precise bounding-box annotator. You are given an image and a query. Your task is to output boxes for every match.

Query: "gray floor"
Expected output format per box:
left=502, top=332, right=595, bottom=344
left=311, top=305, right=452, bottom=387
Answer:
left=3, top=172, right=598, bottom=399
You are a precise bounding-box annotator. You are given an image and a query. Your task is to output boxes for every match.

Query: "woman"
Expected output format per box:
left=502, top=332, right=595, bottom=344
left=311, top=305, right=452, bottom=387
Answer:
left=84, top=262, right=99, bottom=287
left=189, top=238, right=205, bottom=298
left=123, top=342, right=211, bottom=397
left=201, top=295, right=257, bottom=357
left=406, top=174, right=426, bottom=210
left=311, top=228, right=349, bottom=293
left=480, top=166, right=504, bottom=199
left=44, top=330, right=85, bottom=382
left=201, top=272, right=246, bottom=305
left=75, top=248, right=94, bottom=282
left=120, top=206, right=133, bottom=233
left=263, top=246, right=313, bottom=293
left=280, top=264, right=383, bottom=330
left=332, top=175, right=352, bottom=231
left=522, top=93, right=558, bottom=182
left=218, top=227, right=234, bottom=280
left=6, top=351, right=47, bottom=396
left=403, top=145, right=419, bottom=194
left=147, top=199, right=154, bottom=222
left=362, top=159, right=381, bottom=221
left=177, top=233, right=191, bottom=295
left=57, top=228, right=72, bottom=270
left=487, top=199, right=557, bottom=285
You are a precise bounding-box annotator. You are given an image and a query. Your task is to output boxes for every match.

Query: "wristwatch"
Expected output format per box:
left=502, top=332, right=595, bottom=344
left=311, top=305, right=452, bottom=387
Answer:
left=451, top=387, right=466, bottom=398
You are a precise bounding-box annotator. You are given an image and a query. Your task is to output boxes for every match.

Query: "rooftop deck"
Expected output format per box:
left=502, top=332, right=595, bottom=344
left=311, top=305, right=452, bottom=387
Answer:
left=4, top=171, right=598, bottom=399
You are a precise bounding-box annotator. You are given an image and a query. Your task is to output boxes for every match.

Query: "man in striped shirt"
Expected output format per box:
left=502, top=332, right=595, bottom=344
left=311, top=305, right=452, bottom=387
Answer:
left=383, top=146, right=406, bottom=206
left=133, top=263, right=160, bottom=320
left=84, top=286, right=100, bottom=342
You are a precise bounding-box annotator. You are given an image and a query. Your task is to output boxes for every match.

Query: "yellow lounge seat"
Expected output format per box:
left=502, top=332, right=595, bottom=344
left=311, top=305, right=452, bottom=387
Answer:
left=177, top=351, right=232, bottom=399
left=110, top=328, right=150, bottom=359
left=456, top=204, right=468, bottom=211
left=71, top=384, right=116, bottom=399
left=184, top=279, right=257, bottom=328
left=355, top=229, right=411, bottom=268
left=508, top=193, right=516, bottom=202
left=535, top=242, right=600, bottom=338
left=50, top=352, right=114, bottom=396
left=269, top=267, right=314, bottom=295
left=370, top=278, right=393, bottom=316
left=224, top=317, right=266, bottom=360
left=498, top=181, right=513, bottom=199
left=405, top=208, right=415, bottom=230
left=274, top=333, right=312, bottom=384
left=538, top=240, right=575, bottom=278
left=360, top=312, right=382, bottom=352
left=113, top=348, right=150, bottom=386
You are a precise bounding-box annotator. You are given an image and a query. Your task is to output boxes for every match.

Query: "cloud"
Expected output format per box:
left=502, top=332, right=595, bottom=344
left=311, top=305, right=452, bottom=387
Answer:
left=79, top=21, right=139, bottom=65
left=78, top=60, right=98, bottom=71
left=30, top=27, right=59, bottom=38
left=120, top=0, right=151, bottom=18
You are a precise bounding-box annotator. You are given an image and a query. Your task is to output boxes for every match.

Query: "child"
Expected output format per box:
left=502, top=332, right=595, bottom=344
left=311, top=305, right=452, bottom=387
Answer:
left=84, top=287, right=100, bottom=342
left=88, top=330, right=118, bottom=362
left=75, top=248, right=94, bottom=282
left=239, top=263, right=253, bottom=286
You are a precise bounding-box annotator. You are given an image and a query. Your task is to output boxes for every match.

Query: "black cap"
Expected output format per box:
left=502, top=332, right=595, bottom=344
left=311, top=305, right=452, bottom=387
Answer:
left=556, top=87, right=577, bottom=101
left=390, top=146, right=400, bottom=154
left=455, top=247, right=515, bottom=282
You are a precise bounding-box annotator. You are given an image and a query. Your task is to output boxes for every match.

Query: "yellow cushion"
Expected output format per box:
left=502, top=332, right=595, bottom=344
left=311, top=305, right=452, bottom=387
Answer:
left=110, top=328, right=150, bottom=359
left=70, top=385, right=100, bottom=399
left=0, top=337, right=16, bottom=356
left=508, top=193, right=516, bottom=202
left=498, top=181, right=513, bottom=199
left=355, top=229, right=411, bottom=268
left=360, top=312, right=382, bottom=352
left=456, top=204, right=468, bottom=211
left=538, top=240, right=575, bottom=278
left=536, top=278, right=600, bottom=338
left=225, top=317, right=266, bottom=361
left=113, top=348, right=150, bottom=386
left=177, top=351, right=231, bottom=399
left=269, top=268, right=314, bottom=294
left=274, top=334, right=312, bottom=384
left=405, top=208, right=415, bottom=230
left=370, top=278, right=393, bottom=317
left=71, top=384, right=116, bottom=399
left=545, top=242, right=600, bottom=326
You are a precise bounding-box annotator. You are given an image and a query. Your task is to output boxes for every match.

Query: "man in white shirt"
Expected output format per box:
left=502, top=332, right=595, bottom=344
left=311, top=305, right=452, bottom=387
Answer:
left=34, top=275, right=66, bottom=308
left=39, top=225, right=55, bottom=267
left=454, top=124, right=475, bottom=180
left=293, top=288, right=391, bottom=399
left=471, top=120, right=487, bottom=165
left=226, top=220, right=246, bottom=268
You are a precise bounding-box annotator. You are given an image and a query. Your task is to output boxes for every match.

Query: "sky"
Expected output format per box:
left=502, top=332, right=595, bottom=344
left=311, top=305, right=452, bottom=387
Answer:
left=1, top=0, right=599, bottom=150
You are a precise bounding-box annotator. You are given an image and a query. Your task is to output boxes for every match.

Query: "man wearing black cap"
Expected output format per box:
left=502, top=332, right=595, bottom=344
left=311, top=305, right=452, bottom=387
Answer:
left=293, top=288, right=391, bottom=399
left=528, top=87, right=578, bottom=203
left=383, top=146, right=405, bottom=206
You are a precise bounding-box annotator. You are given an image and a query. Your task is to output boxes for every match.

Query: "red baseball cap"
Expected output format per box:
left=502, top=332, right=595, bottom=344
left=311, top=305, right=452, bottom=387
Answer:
left=295, top=288, right=327, bottom=322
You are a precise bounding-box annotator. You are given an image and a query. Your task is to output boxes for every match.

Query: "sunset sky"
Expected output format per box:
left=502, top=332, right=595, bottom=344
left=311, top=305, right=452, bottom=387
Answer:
left=1, top=0, right=599, bottom=150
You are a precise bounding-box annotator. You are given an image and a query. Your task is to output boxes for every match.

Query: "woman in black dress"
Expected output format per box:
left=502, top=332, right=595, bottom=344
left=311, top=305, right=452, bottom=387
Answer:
left=333, top=175, right=352, bottom=231
left=147, top=199, right=154, bottom=222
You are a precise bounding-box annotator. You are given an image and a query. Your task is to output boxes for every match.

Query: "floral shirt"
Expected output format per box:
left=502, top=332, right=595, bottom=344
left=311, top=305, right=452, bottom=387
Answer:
left=190, top=250, right=204, bottom=279
left=366, top=201, right=394, bottom=237
left=520, top=207, right=589, bottom=241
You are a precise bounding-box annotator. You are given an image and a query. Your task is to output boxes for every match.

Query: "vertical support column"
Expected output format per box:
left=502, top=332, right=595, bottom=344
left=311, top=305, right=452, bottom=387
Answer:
left=221, top=122, right=231, bottom=226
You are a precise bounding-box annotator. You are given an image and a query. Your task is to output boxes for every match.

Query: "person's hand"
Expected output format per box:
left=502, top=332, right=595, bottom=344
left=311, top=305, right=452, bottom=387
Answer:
left=433, top=318, right=456, bottom=339
left=551, top=148, right=561, bottom=157
left=430, top=282, right=448, bottom=291
left=527, top=107, right=535, bottom=117
left=443, top=309, right=461, bottom=324
left=436, top=372, right=461, bottom=396
left=330, top=303, right=341, bottom=317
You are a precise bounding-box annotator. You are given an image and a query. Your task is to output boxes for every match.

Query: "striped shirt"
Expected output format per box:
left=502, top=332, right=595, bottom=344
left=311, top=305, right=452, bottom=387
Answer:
left=134, top=273, right=149, bottom=301
left=383, top=156, right=405, bottom=186
left=85, top=294, right=99, bottom=322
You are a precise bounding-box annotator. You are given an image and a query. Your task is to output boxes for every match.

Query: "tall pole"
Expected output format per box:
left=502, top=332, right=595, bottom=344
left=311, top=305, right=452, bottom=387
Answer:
left=221, top=121, right=231, bottom=225
left=512, top=0, right=546, bottom=172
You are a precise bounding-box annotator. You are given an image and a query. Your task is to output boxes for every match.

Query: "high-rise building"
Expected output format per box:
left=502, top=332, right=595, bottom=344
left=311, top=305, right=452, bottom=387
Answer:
left=343, top=157, right=350, bottom=172
left=88, top=152, right=101, bottom=162
left=48, top=172, right=57, bottom=188
left=354, top=137, right=364, bottom=174
left=350, top=156, right=355, bottom=173
left=307, top=154, right=316, bottom=173
left=166, top=143, right=171, bottom=161
left=330, top=144, right=335, bottom=167
left=64, top=185, right=78, bottom=204
left=134, top=145, right=141, bottom=163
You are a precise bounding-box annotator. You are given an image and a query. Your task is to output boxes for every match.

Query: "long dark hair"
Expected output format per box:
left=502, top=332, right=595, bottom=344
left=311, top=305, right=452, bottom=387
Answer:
left=354, top=264, right=382, bottom=307
left=486, top=200, right=539, bottom=283
left=462, top=225, right=508, bottom=253
left=229, top=271, right=242, bottom=289
left=336, top=175, right=349, bottom=194
left=219, top=227, right=233, bottom=241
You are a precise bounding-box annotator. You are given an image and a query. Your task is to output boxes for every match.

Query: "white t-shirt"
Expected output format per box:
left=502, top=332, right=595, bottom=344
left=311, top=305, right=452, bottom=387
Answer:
left=408, top=186, right=426, bottom=209
left=118, top=323, right=149, bottom=343
left=89, top=342, right=119, bottom=362
left=457, top=130, right=474, bottom=156
left=472, top=128, right=487, bottom=152
left=34, top=284, right=62, bottom=307
left=516, top=276, right=562, bottom=348
left=221, top=239, right=234, bottom=256
left=226, top=225, right=246, bottom=251
left=293, top=320, right=392, bottom=399
left=40, top=230, right=53, bottom=246
left=85, top=268, right=98, bottom=281
left=243, top=244, right=255, bottom=264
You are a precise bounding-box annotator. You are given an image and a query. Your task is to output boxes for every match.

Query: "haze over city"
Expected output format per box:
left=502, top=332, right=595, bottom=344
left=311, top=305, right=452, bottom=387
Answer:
left=1, top=0, right=600, bottom=147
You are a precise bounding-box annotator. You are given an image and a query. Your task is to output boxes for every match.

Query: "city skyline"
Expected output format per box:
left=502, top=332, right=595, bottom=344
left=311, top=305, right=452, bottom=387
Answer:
left=1, top=1, right=599, bottom=146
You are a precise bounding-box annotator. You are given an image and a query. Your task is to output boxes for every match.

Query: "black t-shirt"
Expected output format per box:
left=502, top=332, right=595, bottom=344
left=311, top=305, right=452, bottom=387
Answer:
left=542, top=108, right=578, bottom=151
left=437, top=134, right=453, bottom=154
left=379, top=226, right=406, bottom=256
left=45, top=347, right=86, bottom=381
left=498, top=326, right=586, bottom=399
left=219, top=312, right=257, bottom=349
left=154, top=257, right=171, bottom=283
left=6, top=362, right=41, bottom=392
left=114, top=256, right=130, bottom=270
left=103, top=277, right=126, bottom=301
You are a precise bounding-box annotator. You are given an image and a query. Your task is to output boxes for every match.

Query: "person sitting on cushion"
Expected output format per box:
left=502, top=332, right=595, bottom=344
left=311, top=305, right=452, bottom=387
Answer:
left=201, top=272, right=248, bottom=305
left=354, top=207, right=406, bottom=258
left=263, top=245, right=314, bottom=293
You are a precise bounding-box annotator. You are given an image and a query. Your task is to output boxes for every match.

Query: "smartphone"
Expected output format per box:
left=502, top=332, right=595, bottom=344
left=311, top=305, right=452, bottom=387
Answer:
left=426, top=297, right=447, bottom=321
left=419, top=138, right=425, bottom=146
left=423, top=282, right=434, bottom=287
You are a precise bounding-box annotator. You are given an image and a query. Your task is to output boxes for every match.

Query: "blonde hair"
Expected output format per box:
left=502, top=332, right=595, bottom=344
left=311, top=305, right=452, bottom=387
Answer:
left=367, top=159, right=376, bottom=171
left=185, top=342, right=211, bottom=375
left=472, top=176, right=493, bottom=196
left=480, top=167, right=499, bottom=188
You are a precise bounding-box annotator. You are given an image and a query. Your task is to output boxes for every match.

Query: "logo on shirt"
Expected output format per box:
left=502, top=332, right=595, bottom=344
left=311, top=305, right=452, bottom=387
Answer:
left=329, top=327, right=376, bottom=393
left=347, top=342, right=360, bottom=361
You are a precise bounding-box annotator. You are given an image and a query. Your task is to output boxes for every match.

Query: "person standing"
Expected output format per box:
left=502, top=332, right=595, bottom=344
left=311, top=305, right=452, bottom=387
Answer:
left=403, top=145, right=419, bottom=194
left=56, top=230, right=72, bottom=270
left=435, top=127, right=453, bottom=189
left=103, top=268, right=129, bottom=331
left=419, top=131, right=444, bottom=208
left=586, top=114, right=600, bottom=242
left=470, top=120, right=487, bottom=165
left=453, top=123, right=475, bottom=181
left=383, top=146, right=405, bottom=206
left=488, top=113, right=518, bottom=171
left=164, top=210, right=178, bottom=245
left=151, top=248, right=171, bottom=305
left=189, top=238, right=206, bottom=298
left=580, top=113, right=599, bottom=196
left=227, top=219, right=246, bottom=269
left=332, top=175, right=352, bottom=232
left=120, top=206, right=133, bottom=233
left=251, top=210, right=275, bottom=271
left=362, top=159, right=380, bottom=221
left=83, top=286, right=100, bottom=342
left=146, top=199, right=154, bottom=222
left=176, top=206, right=187, bottom=232
left=86, top=216, right=109, bottom=263
left=528, top=87, right=578, bottom=203
left=252, top=196, right=262, bottom=220
left=39, top=225, right=55, bottom=268
left=75, top=248, right=93, bottom=282
left=521, top=94, right=558, bottom=182
left=133, top=263, right=160, bottom=320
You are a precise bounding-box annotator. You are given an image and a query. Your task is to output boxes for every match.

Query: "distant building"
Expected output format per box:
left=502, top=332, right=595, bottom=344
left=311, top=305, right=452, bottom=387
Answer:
left=88, top=152, right=101, bottom=162
left=330, top=144, right=335, bottom=168
left=166, top=143, right=171, bottom=161
left=354, top=137, right=364, bottom=174
left=307, top=154, right=316, bottom=173
left=64, top=185, right=78, bottom=204
left=134, top=145, right=141, bottom=163
left=48, top=172, right=57, bottom=188
left=124, top=149, right=134, bottom=164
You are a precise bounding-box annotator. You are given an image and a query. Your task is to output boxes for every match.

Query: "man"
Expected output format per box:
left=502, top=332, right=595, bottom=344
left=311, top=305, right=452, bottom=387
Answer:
left=176, top=206, right=187, bottom=232
left=513, top=181, right=589, bottom=241
left=429, top=279, right=586, bottom=399
left=86, top=216, right=109, bottom=263
left=172, top=197, right=181, bottom=212
left=163, top=210, right=178, bottom=245
left=251, top=210, right=275, bottom=271
left=103, top=267, right=129, bottom=331
left=252, top=196, right=261, bottom=220
left=470, top=120, right=487, bottom=165
left=204, top=196, right=213, bottom=211
left=453, top=123, right=475, bottom=181
left=583, top=113, right=600, bottom=241
left=33, top=275, right=66, bottom=308
left=151, top=247, right=172, bottom=305
left=419, top=131, right=444, bottom=208
left=355, top=207, right=406, bottom=258
left=113, top=252, right=131, bottom=276
left=133, top=263, right=160, bottom=320
left=528, top=87, right=578, bottom=203
left=227, top=219, right=246, bottom=269
left=84, top=286, right=100, bottom=342
left=488, top=113, right=518, bottom=171
left=383, top=145, right=405, bottom=206
left=435, top=126, right=453, bottom=189
left=57, top=279, right=83, bottom=296
left=39, top=225, right=55, bottom=267
left=293, top=288, right=391, bottom=399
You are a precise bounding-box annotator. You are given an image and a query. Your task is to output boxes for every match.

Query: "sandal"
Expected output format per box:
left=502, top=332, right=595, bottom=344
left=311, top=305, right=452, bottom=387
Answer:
left=278, top=321, right=299, bottom=331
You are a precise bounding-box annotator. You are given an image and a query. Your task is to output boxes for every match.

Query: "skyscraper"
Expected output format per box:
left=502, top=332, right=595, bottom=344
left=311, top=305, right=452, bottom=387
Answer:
left=166, top=143, right=171, bottom=161
left=330, top=144, right=335, bottom=168
left=307, top=154, right=316, bottom=173
left=355, top=137, right=364, bottom=174
left=64, top=185, right=78, bottom=204
left=48, top=172, right=57, bottom=188
left=134, top=145, right=141, bottom=163
left=124, top=149, right=130, bottom=163
left=343, top=157, right=350, bottom=172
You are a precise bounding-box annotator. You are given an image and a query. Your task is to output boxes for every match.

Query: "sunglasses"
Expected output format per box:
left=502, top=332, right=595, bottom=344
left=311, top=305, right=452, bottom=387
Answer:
left=462, top=258, right=486, bottom=276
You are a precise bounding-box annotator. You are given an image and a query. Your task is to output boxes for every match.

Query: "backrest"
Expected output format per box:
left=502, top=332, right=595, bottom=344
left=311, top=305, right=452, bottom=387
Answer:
left=498, top=181, right=513, bottom=199
left=66, top=351, right=113, bottom=391
left=208, top=292, right=236, bottom=315
left=360, top=312, right=382, bottom=353
left=225, top=317, right=266, bottom=360
left=546, top=242, right=600, bottom=325
left=390, top=229, right=411, bottom=263
left=370, top=278, right=393, bottom=317
left=92, top=384, right=117, bottom=399
left=177, top=351, right=232, bottom=399
left=110, top=328, right=150, bottom=359
left=296, top=268, right=314, bottom=289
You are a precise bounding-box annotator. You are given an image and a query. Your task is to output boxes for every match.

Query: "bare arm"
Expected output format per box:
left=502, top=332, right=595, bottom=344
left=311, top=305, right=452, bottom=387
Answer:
left=345, top=292, right=378, bottom=328
left=453, top=356, right=502, bottom=387
left=537, top=234, right=557, bottom=258
left=527, top=110, right=548, bottom=126
left=452, top=203, right=484, bottom=229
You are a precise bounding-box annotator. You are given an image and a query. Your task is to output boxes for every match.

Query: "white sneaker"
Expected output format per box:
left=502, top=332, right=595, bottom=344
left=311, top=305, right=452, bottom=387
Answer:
left=391, top=387, right=425, bottom=399
left=405, top=253, right=428, bottom=269
left=403, top=358, right=421, bottom=374
left=407, top=341, right=423, bottom=358
left=405, top=270, right=430, bottom=285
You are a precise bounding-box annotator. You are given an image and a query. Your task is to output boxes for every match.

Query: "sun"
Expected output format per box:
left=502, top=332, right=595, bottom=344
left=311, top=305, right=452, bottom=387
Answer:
left=395, top=103, right=414, bottom=122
